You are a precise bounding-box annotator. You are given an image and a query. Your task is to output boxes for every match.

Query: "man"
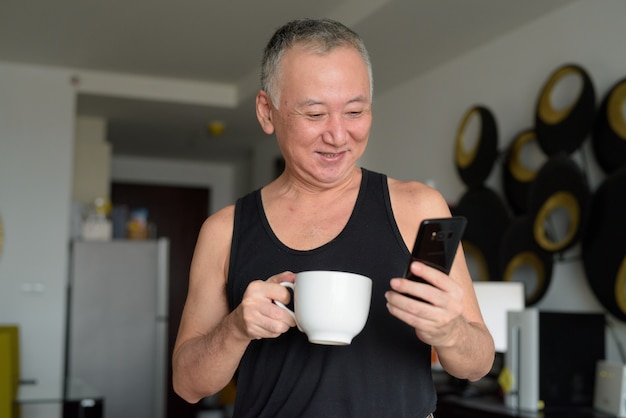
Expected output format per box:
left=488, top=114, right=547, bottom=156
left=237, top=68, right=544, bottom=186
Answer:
left=173, top=18, right=494, bottom=417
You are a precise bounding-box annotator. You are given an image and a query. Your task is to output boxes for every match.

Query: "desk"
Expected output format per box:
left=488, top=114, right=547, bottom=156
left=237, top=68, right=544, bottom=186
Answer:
left=436, top=394, right=615, bottom=418
left=433, top=369, right=615, bottom=418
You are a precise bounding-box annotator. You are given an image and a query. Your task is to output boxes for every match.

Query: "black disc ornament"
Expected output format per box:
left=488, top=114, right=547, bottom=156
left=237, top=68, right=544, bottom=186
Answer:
left=455, top=106, right=499, bottom=188
left=591, top=77, right=626, bottom=174
left=582, top=167, right=626, bottom=321
left=528, top=154, right=590, bottom=253
left=499, top=217, right=553, bottom=306
left=535, top=64, right=596, bottom=156
left=452, top=186, right=512, bottom=281
left=502, top=129, right=547, bottom=216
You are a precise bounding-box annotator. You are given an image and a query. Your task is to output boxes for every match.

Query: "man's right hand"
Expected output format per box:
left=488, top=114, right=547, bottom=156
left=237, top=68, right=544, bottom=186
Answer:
left=234, top=271, right=297, bottom=340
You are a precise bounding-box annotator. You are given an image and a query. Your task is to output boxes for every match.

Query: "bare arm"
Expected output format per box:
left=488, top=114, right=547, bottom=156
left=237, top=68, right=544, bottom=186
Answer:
left=172, top=206, right=296, bottom=403
left=386, top=179, right=495, bottom=381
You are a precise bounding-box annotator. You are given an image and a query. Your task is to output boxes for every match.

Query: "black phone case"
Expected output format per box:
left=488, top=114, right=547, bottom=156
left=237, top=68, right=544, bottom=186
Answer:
left=405, top=216, right=467, bottom=280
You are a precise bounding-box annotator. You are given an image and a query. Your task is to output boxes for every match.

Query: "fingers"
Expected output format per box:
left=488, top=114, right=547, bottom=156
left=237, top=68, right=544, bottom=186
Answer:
left=240, top=296, right=295, bottom=339
left=406, top=261, right=442, bottom=287
left=385, top=291, right=453, bottom=345
left=385, top=284, right=437, bottom=323
left=397, top=261, right=460, bottom=300
left=237, top=273, right=297, bottom=340
left=389, top=277, right=436, bottom=304
left=387, top=262, right=465, bottom=345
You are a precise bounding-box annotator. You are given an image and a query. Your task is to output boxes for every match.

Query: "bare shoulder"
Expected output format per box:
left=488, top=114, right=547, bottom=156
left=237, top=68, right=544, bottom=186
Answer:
left=198, top=204, right=235, bottom=241
left=191, top=204, right=236, bottom=287
left=387, top=177, right=451, bottom=217
left=387, top=177, right=452, bottom=247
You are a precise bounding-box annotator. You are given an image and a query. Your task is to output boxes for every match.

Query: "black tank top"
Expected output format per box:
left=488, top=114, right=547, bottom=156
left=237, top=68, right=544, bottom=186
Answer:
left=227, top=169, right=436, bottom=417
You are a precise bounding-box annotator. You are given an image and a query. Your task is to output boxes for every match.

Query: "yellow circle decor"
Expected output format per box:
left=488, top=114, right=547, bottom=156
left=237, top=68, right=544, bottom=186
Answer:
left=537, top=66, right=582, bottom=125
left=535, top=64, right=596, bottom=156
left=502, top=129, right=547, bottom=216
left=508, top=131, right=542, bottom=183
left=499, top=217, right=553, bottom=306
left=528, top=155, right=590, bottom=254
left=456, top=107, right=482, bottom=170
left=607, top=82, right=626, bottom=140
left=453, top=187, right=512, bottom=281
left=504, top=251, right=546, bottom=306
left=533, top=191, right=580, bottom=253
left=455, top=105, right=499, bottom=188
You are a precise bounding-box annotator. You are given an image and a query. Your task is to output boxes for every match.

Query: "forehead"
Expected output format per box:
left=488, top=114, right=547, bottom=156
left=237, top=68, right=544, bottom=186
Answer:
left=281, top=42, right=365, bottom=68
left=277, top=44, right=371, bottom=96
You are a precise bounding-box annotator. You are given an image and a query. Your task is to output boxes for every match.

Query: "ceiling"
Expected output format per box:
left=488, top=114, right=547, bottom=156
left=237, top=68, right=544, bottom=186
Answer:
left=0, top=0, right=574, bottom=163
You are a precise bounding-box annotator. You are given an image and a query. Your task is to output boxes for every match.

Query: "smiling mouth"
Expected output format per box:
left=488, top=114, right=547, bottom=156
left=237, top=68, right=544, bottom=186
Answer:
left=319, top=152, right=342, bottom=158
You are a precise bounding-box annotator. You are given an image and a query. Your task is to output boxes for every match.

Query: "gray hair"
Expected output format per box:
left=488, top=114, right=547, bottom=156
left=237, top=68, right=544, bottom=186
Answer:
left=261, top=18, right=373, bottom=107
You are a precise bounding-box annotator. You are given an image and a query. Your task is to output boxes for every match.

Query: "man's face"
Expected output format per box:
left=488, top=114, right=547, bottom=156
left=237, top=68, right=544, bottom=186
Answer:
left=267, top=44, right=372, bottom=186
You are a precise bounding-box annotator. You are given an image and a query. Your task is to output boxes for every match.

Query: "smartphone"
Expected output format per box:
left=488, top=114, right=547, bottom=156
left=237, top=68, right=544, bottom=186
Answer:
left=405, top=216, right=467, bottom=282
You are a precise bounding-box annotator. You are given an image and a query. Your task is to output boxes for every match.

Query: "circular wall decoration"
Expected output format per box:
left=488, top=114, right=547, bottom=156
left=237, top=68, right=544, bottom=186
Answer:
left=499, top=217, right=553, bottom=306
left=502, top=129, right=547, bottom=216
left=455, top=105, right=499, bottom=188
left=452, top=186, right=511, bottom=281
left=592, top=77, right=626, bottom=174
left=535, top=64, right=596, bottom=156
left=528, top=155, right=590, bottom=253
left=582, top=167, right=626, bottom=321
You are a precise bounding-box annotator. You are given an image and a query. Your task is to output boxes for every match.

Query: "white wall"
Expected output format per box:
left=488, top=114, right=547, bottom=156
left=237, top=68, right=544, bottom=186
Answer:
left=252, top=136, right=282, bottom=190
left=73, top=116, right=112, bottom=205
left=0, top=62, right=75, bottom=417
left=361, top=0, right=626, bottom=360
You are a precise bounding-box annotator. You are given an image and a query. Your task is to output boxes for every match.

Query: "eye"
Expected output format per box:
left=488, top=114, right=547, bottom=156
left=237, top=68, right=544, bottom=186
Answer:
left=346, top=110, right=365, bottom=118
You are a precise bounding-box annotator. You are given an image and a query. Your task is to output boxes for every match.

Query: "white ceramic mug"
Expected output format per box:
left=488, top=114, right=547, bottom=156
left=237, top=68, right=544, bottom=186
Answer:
left=274, top=270, right=372, bottom=345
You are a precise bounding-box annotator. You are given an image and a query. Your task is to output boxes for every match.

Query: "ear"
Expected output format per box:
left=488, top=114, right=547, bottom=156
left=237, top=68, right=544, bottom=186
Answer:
left=256, top=90, right=275, bottom=135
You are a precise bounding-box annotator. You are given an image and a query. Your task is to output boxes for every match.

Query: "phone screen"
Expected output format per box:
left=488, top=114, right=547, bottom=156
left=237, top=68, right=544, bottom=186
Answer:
left=406, top=216, right=467, bottom=279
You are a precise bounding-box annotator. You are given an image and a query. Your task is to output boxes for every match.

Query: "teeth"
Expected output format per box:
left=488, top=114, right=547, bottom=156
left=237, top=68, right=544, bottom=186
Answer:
left=321, top=153, right=338, bottom=157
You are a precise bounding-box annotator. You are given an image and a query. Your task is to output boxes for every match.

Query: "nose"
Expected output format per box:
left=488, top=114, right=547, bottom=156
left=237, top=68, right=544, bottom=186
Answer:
left=322, top=114, right=348, bottom=146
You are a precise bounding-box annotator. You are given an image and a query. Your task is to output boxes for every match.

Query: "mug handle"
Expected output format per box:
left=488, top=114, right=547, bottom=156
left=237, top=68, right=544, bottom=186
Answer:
left=273, top=282, right=297, bottom=324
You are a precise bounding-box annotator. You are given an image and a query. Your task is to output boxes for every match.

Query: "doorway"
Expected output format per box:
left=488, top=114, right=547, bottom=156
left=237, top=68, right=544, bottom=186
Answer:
left=111, top=182, right=209, bottom=418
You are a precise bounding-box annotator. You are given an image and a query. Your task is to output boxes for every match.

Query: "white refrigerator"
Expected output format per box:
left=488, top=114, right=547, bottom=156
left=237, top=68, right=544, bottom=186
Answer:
left=66, top=239, right=169, bottom=418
